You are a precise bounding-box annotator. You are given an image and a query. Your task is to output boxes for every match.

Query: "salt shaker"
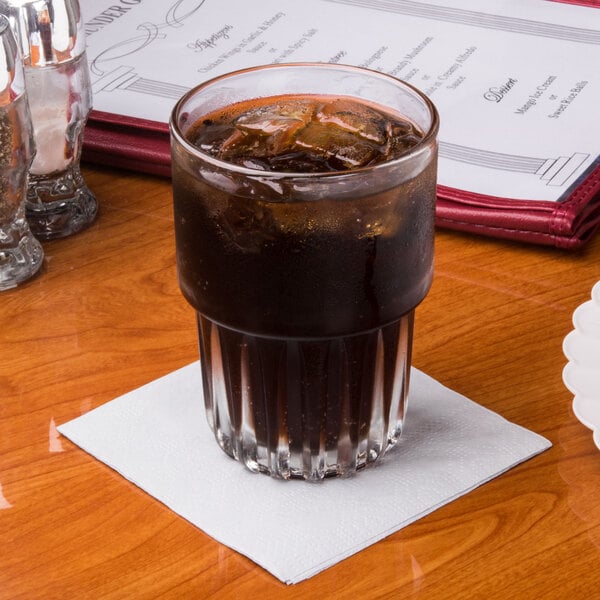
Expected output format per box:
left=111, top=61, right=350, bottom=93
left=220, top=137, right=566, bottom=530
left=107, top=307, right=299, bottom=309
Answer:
left=0, top=0, right=97, bottom=240
left=0, top=14, right=43, bottom=290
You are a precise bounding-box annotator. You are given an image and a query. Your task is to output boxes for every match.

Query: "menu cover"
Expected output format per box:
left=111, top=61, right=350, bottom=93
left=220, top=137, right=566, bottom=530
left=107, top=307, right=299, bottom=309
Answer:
left=79, top=0, right=600, bottom=249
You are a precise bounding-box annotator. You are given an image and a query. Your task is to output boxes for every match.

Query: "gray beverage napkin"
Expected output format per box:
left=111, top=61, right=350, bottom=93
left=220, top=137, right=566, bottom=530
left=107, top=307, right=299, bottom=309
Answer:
left=58, top=363, right=550, bottom=584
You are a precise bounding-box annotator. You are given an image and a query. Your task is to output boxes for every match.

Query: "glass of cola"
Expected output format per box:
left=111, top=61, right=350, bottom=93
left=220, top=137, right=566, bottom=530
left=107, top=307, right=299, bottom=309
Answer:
left=170, top=63, right=439, bottom=481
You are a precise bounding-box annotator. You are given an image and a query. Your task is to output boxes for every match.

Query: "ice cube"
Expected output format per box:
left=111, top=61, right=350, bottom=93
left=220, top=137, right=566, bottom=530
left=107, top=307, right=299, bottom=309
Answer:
left=233, top=100, right=314, bottom=156
left=315, top=99, right=389, bottom=145
left=391, top=132, right=423, bottom=154
left=293, top=121, right=382, bottom=169
left=192, top=123, right=241, bottom=157
left=266, top=151, right=337, bottom=173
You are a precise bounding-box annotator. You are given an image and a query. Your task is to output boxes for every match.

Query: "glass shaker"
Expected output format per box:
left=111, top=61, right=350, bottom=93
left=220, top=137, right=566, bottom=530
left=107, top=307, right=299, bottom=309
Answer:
left=0, top=0, right=97, bottom=240
left=0, top=14, right=42, bottom=290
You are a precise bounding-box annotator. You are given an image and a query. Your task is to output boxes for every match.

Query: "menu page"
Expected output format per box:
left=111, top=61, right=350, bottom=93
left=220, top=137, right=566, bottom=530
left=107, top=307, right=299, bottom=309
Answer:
left=79, top=0, right=600, bottom=202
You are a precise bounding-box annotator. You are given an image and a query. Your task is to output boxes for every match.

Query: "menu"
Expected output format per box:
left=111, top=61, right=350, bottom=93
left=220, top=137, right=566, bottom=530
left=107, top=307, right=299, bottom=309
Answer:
left=79, top=0, right=600, bottom=247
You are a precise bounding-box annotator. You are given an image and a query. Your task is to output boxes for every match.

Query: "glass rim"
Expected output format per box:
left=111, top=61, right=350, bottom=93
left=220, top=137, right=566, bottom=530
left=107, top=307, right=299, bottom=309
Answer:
left=169, top=62, right=439, bottom=179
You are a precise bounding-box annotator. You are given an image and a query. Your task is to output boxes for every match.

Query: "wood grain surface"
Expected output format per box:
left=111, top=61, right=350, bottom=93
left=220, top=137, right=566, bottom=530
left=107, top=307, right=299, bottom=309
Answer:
left=1, top=164, right=599, bottom=599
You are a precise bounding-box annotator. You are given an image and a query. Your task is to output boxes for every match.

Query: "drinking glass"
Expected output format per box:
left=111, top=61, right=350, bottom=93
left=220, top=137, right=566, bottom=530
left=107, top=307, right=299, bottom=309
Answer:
left=0, top=14, right=42, bottom=291
left=170, top=64, right=439, bottom=480
left=0, top=0, right=97, bottom=240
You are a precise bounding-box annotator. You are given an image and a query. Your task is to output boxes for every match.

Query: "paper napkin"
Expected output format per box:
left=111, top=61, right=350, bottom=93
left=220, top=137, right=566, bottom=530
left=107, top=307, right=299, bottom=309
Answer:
left=58, top=363, right=551, bottom=584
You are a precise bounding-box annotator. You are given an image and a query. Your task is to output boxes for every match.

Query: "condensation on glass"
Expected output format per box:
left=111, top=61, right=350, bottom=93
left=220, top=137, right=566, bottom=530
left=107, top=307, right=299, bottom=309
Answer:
left=171, top=64, right=439, bottom=481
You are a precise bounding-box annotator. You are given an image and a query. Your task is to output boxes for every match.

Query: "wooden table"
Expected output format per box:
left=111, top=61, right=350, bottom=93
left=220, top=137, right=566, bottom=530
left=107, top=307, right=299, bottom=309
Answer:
left=2, top=164, right=599, bottom=599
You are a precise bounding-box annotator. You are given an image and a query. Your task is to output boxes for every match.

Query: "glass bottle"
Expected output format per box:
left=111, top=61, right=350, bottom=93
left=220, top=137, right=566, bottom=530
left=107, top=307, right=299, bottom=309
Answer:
left=0, top=0, right=97, bottom=240
left=0, top=13, right=43, bottom=290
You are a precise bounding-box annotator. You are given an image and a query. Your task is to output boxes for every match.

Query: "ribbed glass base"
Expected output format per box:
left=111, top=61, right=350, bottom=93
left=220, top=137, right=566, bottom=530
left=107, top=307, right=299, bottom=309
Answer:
left=197, top=311, right=414, bottom=481
left=0, top=205, right=44, bottom=291
left=26, top=165, right=98, bottom=240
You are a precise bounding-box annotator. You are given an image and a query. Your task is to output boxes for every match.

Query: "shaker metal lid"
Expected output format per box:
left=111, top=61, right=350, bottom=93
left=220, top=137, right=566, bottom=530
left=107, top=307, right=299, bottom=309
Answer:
left=0, top=14, right=26, bottom=107
left=0, top=0, right=85, bottom=67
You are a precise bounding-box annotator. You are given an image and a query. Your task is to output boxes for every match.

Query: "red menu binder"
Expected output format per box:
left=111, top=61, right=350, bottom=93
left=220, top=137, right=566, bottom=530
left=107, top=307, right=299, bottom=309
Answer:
left=82, top=108, right=600, bottom=250
left=80, top=0, right=600, bottom=250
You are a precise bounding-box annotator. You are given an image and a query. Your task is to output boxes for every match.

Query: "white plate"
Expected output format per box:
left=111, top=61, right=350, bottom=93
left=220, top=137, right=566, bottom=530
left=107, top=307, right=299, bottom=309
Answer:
left=562, top=281, right=600, bottom=450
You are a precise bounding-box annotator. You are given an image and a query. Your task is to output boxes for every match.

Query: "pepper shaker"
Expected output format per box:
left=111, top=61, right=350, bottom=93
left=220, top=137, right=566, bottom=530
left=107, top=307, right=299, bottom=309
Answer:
left=0, top=0, right=97, bottom=240
left=0, top=14, right=43, bottom=290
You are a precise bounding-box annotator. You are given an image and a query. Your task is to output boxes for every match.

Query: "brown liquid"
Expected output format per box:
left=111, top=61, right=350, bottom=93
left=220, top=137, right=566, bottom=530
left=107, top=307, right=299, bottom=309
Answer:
left=187, top=94, right=424, bottom=172
left=173, top=94, right=436, bottom=479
